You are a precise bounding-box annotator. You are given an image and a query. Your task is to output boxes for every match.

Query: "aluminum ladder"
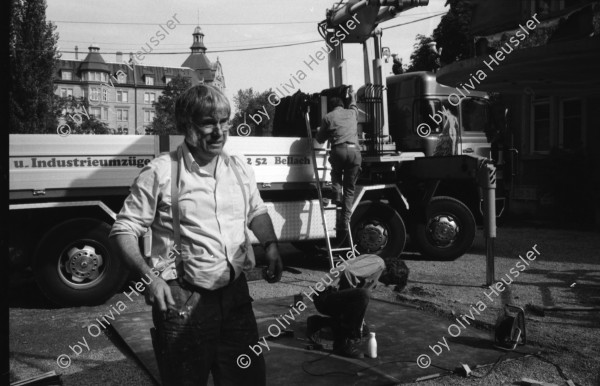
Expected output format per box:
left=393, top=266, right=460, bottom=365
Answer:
left=303, top=105, right=356, bottom=269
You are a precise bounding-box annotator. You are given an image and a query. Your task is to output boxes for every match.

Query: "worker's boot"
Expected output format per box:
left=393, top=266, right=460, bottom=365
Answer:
left=333, top=191, right=343, bottom=206
left=322, top=188, right=335, bottom=207
left=306, top=315, right=332, bottom=344
left=332, top=321, right=364, bottom=359
left=333, top=337, right=364, bottom=359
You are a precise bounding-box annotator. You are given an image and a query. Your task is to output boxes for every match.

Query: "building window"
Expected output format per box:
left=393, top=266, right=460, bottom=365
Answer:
left=560, top=99, right=583, bottom=150
left=117, top=109, right=129, bottom=121
left=85, top=71, right=108, bottom=82
left=144, top=92, right=156, bottom=104
left=102, top=88, right=108, bottom=101
left=89, top=87, right=100, bottom=101
left=116, top=71, right=127, bottom=84
left=102, top=107, right=108, bottom=120
left=89, top=107, right=101, bottom=119
left=144, top=110, right=156, bottom=122
left=531, top=99, right=551, bottom=153
left=165, top=76, right=172, bottom=84
left=529, top=0, right=578, bottom=15
left=61, top=71, right=72, bottom=81
left=117, top=90, right=128, bottom=102
left=145, top=76, right=154, bottom=86
left=60, top=88, right=73, bottom=98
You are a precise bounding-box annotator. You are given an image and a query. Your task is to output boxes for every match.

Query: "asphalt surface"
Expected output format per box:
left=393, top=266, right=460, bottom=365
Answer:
left=8, top=243, right=333, bottom=385
left=9, top=228, right=600, bottom=385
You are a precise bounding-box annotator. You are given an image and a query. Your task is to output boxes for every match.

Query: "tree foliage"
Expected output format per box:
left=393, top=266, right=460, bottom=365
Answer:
left=230, top=88, right=276, bottom=137
left=146, top=75, right=192, bottom=135
left=432, top=0, right=475, bottom=65
left=406, top=34, right=440, bottom=73
left=9, top=0, right=59, bottom=133
left=405, top=0, right=475, bottom=72
left=391, top=55, right=405, bottom=75
left=53, top=96, right=110, bottom=135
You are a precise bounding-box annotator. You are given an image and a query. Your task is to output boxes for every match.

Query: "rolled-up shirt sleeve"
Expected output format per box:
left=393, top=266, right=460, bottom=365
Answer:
left=316, top=117, right=330, bottom=144
left=233, top=156, right=267, bottom=225
left=109, top=163, right=161, bottom=239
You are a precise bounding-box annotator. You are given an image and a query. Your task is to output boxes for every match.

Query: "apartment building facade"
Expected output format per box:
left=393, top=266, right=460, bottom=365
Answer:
left=436, top=0, right=600, bottom=224
left=54, top=26, right=225, bottom=134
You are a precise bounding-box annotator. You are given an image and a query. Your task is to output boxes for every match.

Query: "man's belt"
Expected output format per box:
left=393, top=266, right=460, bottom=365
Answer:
left=332, top=142, right=357, bottom=148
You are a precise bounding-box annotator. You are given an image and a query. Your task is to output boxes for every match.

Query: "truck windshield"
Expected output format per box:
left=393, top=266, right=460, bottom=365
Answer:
left=460, top=98, right=491, bottom=132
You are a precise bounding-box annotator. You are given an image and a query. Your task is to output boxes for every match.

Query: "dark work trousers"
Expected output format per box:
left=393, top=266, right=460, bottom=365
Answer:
left=329, top=143, right=362, bottom=225
left=151, top=274, right=265, bottom=386
left=313, top=287, right=370, bottom=341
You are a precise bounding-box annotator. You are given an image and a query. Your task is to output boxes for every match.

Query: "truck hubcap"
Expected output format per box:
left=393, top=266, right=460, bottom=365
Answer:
left=426, top=215, right=459, bottom=248
left=355, top=220, right=388, bottom=252
left=59, top=244, right=104, bottom=288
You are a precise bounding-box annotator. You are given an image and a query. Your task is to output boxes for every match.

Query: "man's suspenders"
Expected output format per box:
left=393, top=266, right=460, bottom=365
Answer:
left=169, top=147, right=251, bottom=280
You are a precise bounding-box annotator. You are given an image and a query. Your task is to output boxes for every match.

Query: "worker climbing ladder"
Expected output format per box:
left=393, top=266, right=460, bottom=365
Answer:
left=303, top=104, right=356, bottom=269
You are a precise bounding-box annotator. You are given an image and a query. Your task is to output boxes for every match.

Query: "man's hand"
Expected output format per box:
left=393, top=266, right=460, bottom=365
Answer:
left=346, top=85, right=354, bottom=97
left=264, top=244, right=283, bottom=283
left=146, top=277, right=175, bottom=311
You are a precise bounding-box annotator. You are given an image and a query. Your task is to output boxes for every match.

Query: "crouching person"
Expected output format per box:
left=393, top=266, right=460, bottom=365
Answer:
left=306, top=254, right=384, bottom=358
left=110, top=84, right=283, bottom=386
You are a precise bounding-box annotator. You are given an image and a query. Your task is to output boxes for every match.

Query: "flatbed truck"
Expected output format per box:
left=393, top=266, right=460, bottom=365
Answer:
left=8, top=0, right=505, bottom=306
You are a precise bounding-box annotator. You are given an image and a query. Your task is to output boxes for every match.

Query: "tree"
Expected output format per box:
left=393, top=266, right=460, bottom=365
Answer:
left=432, top=0, right=475, bottom=66
left=9, top=0, right=59, bottom=133
left=230, top=88, right=276, bottom=137
left=406, top=34, right=440, bottom=73
left=146, top=75, right=192, bottom=135
left=53, top=96, right=110, bottom=135
left=391, top=54, right=404, bottom=75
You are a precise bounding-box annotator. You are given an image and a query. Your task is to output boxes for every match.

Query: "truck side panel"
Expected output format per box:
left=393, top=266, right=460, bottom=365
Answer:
left=9, top=135, right=331, bottom=194
left=9, top=134, right=336, bottom=242
left=9, top=135, right=155, bottom=191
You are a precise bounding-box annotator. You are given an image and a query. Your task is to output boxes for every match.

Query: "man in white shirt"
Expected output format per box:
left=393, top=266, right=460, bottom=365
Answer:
left=110, top=84, right=282, bottom=386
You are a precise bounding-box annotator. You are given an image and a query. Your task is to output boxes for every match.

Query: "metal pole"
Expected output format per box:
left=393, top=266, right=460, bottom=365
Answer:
left=479, top=162, right=497, bottom=285
left=133, top=61, right=137, bottom=135
left=327, top=33, right=346, bottom=88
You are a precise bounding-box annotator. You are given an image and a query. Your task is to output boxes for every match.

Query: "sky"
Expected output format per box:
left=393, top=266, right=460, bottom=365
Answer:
left=46, top=0, right=448, bottom=105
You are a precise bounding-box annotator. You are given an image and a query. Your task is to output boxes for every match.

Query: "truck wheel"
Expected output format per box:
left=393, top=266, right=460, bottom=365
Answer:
left=413, top=196, right=476, bottom=260
left=33, top=218, right=129, bottom=307
left=351, top=201, right=406, bottom=258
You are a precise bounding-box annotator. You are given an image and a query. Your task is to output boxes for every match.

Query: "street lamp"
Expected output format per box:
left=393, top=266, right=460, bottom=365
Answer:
left=382, top=47, right=391, bottom=63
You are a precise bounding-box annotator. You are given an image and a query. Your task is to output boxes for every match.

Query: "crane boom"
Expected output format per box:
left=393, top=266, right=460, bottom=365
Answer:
left=324, top=0, right=429, bottom=43
left=320, top=0, right=429, bottom=138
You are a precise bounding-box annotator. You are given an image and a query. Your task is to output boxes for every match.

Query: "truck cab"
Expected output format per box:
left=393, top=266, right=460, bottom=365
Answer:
left=386, top=71, right=496, bottom=158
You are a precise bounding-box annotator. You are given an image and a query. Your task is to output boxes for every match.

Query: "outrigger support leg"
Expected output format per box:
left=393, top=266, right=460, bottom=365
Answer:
left=477, top=159, right=497, bottom=286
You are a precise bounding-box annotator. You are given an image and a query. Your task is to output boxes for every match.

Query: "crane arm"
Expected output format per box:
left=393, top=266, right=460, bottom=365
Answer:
left=323, top=0, right=429, bottom=43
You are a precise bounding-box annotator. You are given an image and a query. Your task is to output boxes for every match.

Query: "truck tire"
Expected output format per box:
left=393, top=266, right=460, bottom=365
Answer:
left=351, top=201, right=406, bottom=258
left=413, top=196, right=476, bottom=260
left=33, top=218, right=129, bottom=307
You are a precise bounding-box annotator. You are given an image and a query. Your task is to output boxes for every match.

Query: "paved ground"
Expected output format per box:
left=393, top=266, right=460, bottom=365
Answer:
left=8, top=226, right=600, bottom=385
